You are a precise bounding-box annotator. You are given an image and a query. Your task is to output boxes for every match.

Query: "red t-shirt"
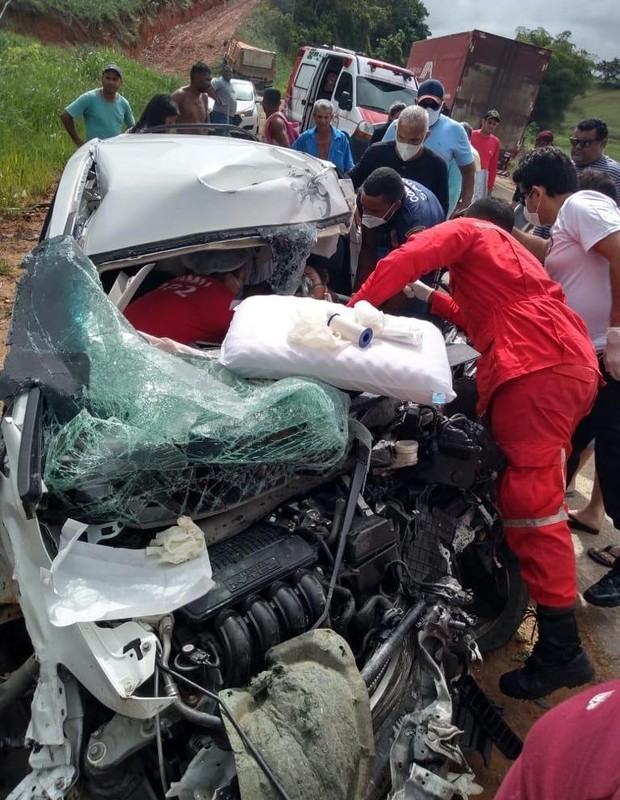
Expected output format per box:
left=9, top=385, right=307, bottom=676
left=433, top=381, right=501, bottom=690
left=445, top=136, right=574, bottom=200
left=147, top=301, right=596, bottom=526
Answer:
left=124, top=274, right=236, bottom=344
left=471, top=130, right=501, bottom=190
left=495, top=680, right=620, bottom=800
left=348, top=217, right=599, bottom=412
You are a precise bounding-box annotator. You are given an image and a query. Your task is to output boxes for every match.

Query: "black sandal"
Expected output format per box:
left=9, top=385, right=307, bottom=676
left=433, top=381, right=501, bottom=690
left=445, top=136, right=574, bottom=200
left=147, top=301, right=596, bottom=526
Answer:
left=587, top=544, right=620, bottom=568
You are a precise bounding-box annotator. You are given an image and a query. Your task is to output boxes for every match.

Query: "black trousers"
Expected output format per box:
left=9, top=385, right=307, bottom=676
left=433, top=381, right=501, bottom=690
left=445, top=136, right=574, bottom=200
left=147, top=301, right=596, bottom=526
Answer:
left=566, top=358, right=620, bottom=529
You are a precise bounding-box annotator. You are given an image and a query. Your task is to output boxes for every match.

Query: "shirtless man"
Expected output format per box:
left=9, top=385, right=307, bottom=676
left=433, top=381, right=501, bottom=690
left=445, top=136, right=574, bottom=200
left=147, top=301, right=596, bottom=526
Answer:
left=171, top=61, right=219, bottom=133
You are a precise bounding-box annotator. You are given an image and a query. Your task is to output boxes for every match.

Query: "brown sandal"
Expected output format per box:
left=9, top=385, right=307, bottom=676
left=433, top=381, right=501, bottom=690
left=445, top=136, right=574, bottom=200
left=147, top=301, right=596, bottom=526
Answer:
left=587, top=545, right=620, bottom=568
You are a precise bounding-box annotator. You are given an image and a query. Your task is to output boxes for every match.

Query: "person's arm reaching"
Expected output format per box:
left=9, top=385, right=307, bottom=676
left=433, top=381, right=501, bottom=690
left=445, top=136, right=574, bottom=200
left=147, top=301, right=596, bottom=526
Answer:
left=511, top=226, right=549, bottom=263
left=348, top=219, right=470, bottom=308
left=404, top=281, right=467, bottom=330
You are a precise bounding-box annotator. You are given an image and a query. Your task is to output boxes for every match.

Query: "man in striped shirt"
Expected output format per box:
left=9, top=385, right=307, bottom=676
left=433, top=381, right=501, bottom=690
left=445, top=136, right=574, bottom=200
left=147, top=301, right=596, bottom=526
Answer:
left=570, top=117, right=620, bottom=205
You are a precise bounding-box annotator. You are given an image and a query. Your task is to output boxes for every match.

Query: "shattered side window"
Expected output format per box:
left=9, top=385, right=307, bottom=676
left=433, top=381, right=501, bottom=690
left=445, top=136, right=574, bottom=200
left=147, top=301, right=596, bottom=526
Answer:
left=1, top=236, right=349, bottom=526
left=260, top=222, right=317, bottom=295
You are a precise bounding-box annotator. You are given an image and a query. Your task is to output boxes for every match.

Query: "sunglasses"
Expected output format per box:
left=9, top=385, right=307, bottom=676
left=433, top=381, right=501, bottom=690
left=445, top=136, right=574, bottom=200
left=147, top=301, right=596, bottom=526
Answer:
left=418, top=99, right=441, bottom=111
left=569, top=137, right=601, bottom=149
left=518, top=188, right=534, bottom=205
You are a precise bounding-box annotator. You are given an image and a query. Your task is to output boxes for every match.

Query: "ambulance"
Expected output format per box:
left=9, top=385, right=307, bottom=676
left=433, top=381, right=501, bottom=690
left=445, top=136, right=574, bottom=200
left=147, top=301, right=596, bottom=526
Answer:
left=285, top=45, right=418, bottom=160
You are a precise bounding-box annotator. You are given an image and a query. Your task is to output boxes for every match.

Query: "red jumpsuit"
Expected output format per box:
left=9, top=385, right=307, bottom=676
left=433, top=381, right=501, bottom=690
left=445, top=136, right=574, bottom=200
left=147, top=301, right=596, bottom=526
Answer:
left=349, top=218, right=600, bottom=607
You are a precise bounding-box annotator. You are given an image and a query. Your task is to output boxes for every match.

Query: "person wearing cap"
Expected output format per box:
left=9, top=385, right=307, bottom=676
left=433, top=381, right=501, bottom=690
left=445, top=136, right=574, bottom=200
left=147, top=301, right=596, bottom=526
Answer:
left=60, top=63, right=134, bottom=147
left=348, top=195, right=602, bottom=701
left=382, top=79, right=475, bottom=217
left=124, top=250, right=249, bottom=345
left=535, top=130, right=554, bottom=147
left=471, top=109, right=502, bottom=194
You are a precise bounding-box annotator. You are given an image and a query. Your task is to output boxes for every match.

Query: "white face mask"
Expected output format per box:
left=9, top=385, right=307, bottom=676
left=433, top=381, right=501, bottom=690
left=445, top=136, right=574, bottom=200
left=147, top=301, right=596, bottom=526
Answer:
left=362, top=201, right=397, bottom=228
left=395, top=141, right=423, bottom=161
left=523, top=192, right=542, bottom=227
left=362, top=214, right=386, bottom=229
left=425, top=107, right=442, bottom=127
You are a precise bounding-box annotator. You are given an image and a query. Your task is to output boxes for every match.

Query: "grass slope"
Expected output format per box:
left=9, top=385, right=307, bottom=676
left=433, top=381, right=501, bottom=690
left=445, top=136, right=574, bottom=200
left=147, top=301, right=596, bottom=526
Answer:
left=0, top=32, right=179, bottom=212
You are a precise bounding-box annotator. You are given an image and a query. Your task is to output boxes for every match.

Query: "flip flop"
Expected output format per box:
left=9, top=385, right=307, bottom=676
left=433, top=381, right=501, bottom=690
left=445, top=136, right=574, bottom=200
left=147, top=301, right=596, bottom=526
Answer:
left=567, top=512, right=600, bottom=535
left=587, top=545, right=620, bottom=568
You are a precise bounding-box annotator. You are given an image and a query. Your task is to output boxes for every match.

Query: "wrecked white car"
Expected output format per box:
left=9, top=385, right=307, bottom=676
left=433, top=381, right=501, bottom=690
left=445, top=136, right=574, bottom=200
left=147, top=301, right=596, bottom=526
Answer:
left=0, top=134, right=525, bottom=800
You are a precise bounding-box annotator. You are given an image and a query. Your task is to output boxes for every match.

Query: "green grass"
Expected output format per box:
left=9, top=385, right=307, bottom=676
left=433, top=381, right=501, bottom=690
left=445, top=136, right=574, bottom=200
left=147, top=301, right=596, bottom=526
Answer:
left=237, top=10, right=293, bottom=93
left=14, top=0, right=193, bottom=43
left=0, top=32, right=180, bottom=213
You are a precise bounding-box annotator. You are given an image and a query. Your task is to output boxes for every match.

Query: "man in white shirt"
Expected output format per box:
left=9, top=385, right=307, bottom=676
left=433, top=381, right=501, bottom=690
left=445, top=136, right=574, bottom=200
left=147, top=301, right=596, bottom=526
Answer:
left=512, top=146, right=620, bottom=609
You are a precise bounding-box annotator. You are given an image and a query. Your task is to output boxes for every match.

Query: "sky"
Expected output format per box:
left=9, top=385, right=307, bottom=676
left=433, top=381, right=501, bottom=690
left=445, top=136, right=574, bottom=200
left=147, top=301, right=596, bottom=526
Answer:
left=425, top=1, right=620, bottom=62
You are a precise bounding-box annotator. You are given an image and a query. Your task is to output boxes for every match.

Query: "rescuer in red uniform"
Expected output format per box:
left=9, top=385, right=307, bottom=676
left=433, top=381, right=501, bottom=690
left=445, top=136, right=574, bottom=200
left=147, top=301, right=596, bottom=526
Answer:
left=348, top=197, right=601, bottom=700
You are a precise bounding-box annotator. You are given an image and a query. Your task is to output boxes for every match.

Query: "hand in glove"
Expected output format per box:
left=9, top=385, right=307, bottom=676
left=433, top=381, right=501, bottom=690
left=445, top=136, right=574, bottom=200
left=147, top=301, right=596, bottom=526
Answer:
left=403, top=280, right=434, bottom=302
left=604, top=327, right=620, bottom=380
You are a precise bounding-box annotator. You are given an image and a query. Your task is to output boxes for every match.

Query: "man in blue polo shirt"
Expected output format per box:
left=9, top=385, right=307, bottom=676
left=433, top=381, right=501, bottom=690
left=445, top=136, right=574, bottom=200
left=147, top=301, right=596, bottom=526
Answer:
left=292, top=99, right=354, bottom=173
left=383, top=79, right=474, bottom=217
left=60, top=63, right=134, bottom=148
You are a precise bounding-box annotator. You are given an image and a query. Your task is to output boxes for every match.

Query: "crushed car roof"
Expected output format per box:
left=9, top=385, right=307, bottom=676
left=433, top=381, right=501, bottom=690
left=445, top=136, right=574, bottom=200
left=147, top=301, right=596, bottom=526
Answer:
left=47, top=135, right=354, bottom=260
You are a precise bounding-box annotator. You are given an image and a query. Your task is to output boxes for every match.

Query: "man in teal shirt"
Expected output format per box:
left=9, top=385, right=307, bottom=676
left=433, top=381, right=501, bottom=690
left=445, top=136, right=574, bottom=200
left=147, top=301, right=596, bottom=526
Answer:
left=60, top=63, right=134, bottom=147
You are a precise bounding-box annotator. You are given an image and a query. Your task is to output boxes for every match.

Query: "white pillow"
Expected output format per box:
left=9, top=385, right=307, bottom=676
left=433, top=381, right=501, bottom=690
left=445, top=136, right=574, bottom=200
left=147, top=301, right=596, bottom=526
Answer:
left=220, top=296, right=455, bottom=404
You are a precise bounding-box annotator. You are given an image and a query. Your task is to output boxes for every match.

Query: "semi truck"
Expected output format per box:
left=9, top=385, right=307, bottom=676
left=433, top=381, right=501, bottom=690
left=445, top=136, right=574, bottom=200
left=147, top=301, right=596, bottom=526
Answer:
left=408, top=30, right=552, bottom=167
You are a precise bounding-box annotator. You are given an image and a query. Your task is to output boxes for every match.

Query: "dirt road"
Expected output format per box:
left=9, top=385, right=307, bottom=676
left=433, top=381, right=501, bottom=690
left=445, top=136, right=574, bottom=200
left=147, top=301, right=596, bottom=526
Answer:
left=141, top=0, right=260, bottom=76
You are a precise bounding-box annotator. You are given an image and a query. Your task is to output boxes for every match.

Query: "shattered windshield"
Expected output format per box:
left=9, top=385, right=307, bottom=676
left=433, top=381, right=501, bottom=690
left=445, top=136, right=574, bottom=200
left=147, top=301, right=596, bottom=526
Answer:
left=0, top=237, right=350, bottom=526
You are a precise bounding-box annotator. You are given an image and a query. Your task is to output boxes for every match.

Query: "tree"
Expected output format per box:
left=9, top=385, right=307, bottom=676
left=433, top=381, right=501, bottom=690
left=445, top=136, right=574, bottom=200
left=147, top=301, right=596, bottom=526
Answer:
left=515, top=28, right=597, bottom=129
left=596, top=58, right=620, bottom=87
left=266, top=0, right=429, bottom=62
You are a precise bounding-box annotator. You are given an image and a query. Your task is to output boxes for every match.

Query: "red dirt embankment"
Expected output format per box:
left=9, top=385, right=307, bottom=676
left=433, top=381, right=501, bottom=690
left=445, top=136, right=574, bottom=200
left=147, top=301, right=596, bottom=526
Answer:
left=3, top=0, right=227, bottom=50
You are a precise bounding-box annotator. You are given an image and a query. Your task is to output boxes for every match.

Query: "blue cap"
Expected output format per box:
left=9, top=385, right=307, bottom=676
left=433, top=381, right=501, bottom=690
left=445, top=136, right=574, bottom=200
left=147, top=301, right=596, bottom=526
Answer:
left=417, top=79, right=444, bottom=102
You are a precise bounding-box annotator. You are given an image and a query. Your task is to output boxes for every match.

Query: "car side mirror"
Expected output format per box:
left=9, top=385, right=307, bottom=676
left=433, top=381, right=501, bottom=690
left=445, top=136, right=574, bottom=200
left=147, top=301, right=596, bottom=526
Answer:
left=338, top=92, right=352, bottom=112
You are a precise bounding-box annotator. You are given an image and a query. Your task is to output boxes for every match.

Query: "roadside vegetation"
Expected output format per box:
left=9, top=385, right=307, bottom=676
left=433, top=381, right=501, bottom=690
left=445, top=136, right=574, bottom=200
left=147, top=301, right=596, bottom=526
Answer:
left=7, top=0, right=196, bottom=45
left=0, top=31, right=178, bottom=213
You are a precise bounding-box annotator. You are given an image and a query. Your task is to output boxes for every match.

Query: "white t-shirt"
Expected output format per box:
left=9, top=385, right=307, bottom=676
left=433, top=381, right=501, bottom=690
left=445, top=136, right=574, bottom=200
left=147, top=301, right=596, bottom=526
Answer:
left=546, top=190, right=620, bottom=351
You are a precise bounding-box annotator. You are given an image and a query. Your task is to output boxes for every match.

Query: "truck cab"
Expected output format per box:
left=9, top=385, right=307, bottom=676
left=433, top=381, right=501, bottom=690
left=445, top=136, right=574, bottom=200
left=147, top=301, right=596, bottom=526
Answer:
left=285, top=45, right=418, bottom=160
